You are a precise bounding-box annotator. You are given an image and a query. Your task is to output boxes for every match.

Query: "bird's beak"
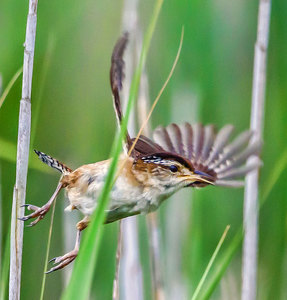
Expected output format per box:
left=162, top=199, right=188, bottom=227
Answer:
left=188, top=170, right=215, bottom=185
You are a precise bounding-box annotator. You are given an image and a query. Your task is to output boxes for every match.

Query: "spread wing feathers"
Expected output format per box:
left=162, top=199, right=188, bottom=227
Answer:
left=110, top=32, right=132, bottom=150
left=153, top=123, right=262, bottom=187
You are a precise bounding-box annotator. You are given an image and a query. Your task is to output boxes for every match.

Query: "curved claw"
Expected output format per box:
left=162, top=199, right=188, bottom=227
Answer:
left=46, top=250, right=78, bottom=274
left=18, top=216, right=29, bottom=221
left=20, top=208, right=45, bottom=220
left=21, top=204, right=40, bottom=211
left=18, top=205, right=49, bottom=227
left=19, top=183, right=63, bottom=227
left=48, top=257, right=57, bottom=264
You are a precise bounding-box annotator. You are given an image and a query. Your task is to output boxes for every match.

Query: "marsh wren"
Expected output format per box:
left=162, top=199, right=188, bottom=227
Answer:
left=20, top=34, right=261, bottom=273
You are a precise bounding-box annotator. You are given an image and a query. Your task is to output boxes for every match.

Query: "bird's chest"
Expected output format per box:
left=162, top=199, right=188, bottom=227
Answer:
left=65, top=166, right=161, bottom=216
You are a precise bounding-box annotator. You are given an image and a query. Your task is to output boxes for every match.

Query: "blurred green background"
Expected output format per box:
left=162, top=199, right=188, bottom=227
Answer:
left=0, top=0, right=286, bottom=299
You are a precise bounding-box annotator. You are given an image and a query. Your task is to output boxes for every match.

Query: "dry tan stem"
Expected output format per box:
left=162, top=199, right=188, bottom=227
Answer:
left=146, top=213, right=165, bottom=300
left=112, top=1, right=144, bottom=300
left=136, top=35, right=165, bottom=300
left=242, top=1, right=271, bottom=300
left=113, top=5, right=183, bottom=300
left=113, top=222, right=123, bottom=300
left=165, top=87, right=198, bottom=299
left=9, top=1, right=38, bottom=299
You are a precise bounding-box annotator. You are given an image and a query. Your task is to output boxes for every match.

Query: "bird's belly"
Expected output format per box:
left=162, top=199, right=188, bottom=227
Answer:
left=66, top=177, right=155, bottom=216
left=64, top=161, right=174, bottom=218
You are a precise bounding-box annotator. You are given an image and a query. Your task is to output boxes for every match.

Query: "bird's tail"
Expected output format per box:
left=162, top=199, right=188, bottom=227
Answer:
left=34, top=150, right=72, bottom=174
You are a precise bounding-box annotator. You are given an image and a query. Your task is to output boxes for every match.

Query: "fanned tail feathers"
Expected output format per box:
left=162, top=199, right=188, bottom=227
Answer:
left=153, top=123, right=262, bottom=188
left=34, top=150, right=72, bottom=174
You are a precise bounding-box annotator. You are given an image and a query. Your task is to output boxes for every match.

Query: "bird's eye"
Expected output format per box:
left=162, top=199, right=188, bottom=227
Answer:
left=169, top=165, right=178, bottom=173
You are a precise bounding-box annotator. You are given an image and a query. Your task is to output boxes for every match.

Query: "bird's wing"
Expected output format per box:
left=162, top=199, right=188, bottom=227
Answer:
left=131, top=135, right=164, bottom=156
left=110, top=33, right=133, bottom=153
left=153, top=122, right=262, bottom=187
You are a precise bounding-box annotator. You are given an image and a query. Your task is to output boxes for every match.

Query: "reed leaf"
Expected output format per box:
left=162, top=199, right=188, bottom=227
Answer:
left=191, top=225, right=230, bottom=300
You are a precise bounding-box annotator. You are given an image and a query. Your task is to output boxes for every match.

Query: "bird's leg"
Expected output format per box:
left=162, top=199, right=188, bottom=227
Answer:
left=46, top=216, right=90, bottom=274
left=19, top=182, right=63, bottom=227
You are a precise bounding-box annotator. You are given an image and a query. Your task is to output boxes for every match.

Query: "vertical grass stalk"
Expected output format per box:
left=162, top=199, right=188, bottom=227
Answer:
left=191, top=225, right=230, bottom=300
left=137, top=43, right=165, bottom=300
left=242, top=1, right=271, bottom=299
left=39, top=199, right=57, bottom=300
left=126, top=28, right=183, bottom=298
left=62, top=1, right=163, bottom=299
left=112, top=222, right=122, bottom=300
left=131, top=29, right=183, bottom=299
left=115, top=1, right=144, bottom=299
left=197, top=148, right=287, bottom=300
left=9, top=1, right=38, bottom=299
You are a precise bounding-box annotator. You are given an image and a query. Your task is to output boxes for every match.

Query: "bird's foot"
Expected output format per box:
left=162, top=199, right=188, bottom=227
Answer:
left=18, top=202, right=52, bottom=227
left=18, top=182, right=63, bottom=227
left=46, top=249, right=78, bottom=274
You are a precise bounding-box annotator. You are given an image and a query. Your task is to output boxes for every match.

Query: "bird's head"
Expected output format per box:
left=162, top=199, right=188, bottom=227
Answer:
left=132, top=152, right=215, bottom=193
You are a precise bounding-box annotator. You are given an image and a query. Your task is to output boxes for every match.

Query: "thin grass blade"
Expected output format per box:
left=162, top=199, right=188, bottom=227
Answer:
left=197, top=148, right=287, bottom=300
left=39, top=199, right=57, bottom=300
left=61, top=1, right=163, bottom=299
left=0, top=67, right=23, bottom=110
left=191, top=225, right=230, bottom=300
left=127, top=27, right=184, bottom=157
left=31, top=34, right=55, bottom=147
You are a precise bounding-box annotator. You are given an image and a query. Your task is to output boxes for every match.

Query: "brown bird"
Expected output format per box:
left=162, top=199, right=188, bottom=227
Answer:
left=20, top=33, right=261, bottom=273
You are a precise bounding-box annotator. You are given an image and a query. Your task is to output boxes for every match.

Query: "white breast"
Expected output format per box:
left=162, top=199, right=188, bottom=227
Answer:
left=65, top=155, right=179, bottom=218
left=65, top=160, right=164, bottom=217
